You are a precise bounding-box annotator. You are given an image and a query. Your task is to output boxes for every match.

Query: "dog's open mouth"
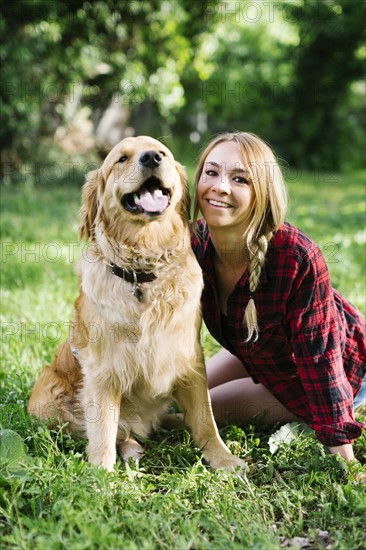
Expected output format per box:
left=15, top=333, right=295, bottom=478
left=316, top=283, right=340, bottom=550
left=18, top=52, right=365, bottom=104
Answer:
left=121, top=176, right=171, bottom=216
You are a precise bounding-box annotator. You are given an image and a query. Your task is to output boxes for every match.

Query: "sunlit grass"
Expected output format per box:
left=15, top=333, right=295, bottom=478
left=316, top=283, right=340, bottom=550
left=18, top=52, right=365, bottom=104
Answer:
left=1, top=170, right=365, bottom=549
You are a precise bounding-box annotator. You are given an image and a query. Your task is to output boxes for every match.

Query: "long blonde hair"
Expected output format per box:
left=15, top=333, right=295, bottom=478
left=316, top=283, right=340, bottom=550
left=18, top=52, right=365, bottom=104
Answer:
left=193, top=132, right=288, bottom=341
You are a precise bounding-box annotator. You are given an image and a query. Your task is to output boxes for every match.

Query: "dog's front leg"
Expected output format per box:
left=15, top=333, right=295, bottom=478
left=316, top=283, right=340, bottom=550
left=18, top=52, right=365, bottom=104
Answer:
left=174, top=368, right=248, bottom=474
left=83, top=376, right=120, bottom=472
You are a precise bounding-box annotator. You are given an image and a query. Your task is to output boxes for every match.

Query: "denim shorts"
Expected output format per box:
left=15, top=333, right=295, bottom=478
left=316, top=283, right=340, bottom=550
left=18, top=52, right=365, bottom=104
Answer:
left=354, top=375, right=366, bottom=409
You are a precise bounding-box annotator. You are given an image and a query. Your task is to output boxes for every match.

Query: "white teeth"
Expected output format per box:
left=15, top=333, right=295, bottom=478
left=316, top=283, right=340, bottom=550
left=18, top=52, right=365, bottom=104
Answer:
left=208, top=199, right=231, bottom=208
left=134, top=193, right=141, bottom=205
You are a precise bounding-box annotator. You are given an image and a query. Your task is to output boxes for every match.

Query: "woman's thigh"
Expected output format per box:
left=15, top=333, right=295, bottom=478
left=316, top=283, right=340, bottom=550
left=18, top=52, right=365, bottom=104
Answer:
left=210, top=377, right=299, bottom=427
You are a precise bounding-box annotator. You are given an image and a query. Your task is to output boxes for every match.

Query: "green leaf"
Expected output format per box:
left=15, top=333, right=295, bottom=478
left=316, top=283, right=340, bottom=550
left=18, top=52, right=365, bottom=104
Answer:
left=0, top=429, right=30, bottom=470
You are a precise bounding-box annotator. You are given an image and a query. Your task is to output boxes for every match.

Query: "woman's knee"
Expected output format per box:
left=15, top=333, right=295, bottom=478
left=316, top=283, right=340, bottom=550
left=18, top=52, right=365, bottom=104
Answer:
left=206, top=349, right=249, bottom=389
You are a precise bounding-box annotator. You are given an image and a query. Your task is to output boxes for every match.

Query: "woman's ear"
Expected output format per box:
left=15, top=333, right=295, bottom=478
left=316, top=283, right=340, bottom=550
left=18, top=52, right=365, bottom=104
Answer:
left=79, top=169, right=103, bottom=240
left=175, top=161, right=191, bottom=222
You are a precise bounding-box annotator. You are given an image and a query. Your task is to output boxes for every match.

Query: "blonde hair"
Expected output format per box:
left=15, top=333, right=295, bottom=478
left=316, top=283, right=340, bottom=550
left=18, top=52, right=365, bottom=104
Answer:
left=193, top=132, right=288, bottom=341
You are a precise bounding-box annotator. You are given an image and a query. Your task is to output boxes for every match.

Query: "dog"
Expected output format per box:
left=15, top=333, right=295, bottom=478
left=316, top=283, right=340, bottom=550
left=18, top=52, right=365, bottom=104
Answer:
left=28, top=136, right=246, bottom=473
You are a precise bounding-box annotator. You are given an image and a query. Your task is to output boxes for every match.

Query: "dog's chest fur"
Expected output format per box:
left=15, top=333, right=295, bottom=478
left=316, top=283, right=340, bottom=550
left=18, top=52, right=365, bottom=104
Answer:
left=72, top=250, right=203, bottom=398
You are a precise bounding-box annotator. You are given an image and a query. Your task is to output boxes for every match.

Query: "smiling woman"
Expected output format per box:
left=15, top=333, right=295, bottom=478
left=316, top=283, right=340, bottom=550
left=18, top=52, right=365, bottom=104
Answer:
left=191, top=131, right=366, bottom=464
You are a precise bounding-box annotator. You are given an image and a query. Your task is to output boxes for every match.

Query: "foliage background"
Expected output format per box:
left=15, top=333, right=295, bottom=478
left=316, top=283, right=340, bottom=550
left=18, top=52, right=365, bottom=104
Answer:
left=1, top=0, right=365, bottom=175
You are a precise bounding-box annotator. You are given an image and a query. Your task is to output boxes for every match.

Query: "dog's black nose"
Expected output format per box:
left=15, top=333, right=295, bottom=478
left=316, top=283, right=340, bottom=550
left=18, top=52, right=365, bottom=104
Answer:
left=139, top=151, right=162, bottom=169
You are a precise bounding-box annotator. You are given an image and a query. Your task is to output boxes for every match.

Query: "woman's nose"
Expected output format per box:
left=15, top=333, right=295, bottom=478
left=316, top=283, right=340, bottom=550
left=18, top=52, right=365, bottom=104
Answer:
left=212, top=175, right=231, bottom=193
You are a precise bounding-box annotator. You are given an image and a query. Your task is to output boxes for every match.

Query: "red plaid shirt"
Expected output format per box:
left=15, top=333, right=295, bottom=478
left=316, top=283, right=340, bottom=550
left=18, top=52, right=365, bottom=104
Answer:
left=192, top=221, right=365, bottom=446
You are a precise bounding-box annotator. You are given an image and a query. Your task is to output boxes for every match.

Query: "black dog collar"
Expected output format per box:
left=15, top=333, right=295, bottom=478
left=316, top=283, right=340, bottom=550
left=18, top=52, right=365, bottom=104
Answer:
left=108, top=262, right=157, bottom=301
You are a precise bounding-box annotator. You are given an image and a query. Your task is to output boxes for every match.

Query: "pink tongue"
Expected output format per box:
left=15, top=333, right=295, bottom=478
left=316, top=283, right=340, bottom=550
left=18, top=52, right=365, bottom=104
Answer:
left=139, top=188, right=168, bottom=212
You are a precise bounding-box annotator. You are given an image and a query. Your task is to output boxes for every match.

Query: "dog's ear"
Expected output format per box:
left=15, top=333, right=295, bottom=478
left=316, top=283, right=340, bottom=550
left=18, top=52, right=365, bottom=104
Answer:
left=79, top=169, right=103, bottom=240
left=175, top=162, right=191, bottom=223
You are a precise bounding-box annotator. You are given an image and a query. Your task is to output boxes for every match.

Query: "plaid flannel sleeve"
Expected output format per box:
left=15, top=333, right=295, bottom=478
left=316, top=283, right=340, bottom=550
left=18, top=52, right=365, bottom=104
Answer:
left=286, top=244, right=364, bottom=446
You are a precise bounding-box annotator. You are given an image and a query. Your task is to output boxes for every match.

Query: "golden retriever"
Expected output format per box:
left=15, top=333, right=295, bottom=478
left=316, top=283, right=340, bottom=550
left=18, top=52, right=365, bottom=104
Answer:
left=28, top=136, right=246, bottom=473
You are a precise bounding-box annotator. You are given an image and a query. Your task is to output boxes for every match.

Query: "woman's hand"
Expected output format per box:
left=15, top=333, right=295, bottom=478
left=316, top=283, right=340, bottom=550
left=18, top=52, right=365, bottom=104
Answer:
left=326, top=444, right=366, bottom=482
left=326, top=443, right=355, bottom=461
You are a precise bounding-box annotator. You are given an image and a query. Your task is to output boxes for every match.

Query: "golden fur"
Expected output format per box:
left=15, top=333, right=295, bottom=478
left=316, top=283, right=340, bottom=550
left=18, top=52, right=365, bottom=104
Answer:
left=28, top=136, right=246, bottom=473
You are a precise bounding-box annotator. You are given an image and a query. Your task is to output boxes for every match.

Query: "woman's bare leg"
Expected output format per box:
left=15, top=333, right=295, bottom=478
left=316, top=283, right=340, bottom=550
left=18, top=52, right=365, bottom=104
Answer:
left=206, top=349, right=298, bottom=426
left=210, top=378, right=298, bottom=426
left=207, top=348, right=250, bottom=389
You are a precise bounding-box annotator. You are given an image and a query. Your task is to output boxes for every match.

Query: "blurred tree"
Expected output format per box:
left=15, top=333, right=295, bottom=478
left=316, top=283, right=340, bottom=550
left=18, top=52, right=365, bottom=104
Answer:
left=173, top=3, right=295, bottom=162
left=176, top=0, right=365, bottom=170
left=1, top=0, right=85, bottom=167
left=0, top=0, right=219, bottom=170
left=283, top=0, right=366, bottom=170
left=1, top=0, right=364, bottom=173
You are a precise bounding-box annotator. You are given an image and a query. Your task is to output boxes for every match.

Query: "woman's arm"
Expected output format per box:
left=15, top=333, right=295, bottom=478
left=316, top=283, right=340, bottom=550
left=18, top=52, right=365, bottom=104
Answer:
left=286, top=243, right=364, bottom=449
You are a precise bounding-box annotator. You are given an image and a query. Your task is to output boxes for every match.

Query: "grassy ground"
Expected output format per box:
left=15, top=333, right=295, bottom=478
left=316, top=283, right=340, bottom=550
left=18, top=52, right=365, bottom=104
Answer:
left=1, top=168, right=365, bottom=549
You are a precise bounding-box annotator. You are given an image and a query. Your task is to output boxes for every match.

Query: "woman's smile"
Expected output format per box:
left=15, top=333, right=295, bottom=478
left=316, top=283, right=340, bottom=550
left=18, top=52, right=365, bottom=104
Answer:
left=206, top=198, right=233, bottom=209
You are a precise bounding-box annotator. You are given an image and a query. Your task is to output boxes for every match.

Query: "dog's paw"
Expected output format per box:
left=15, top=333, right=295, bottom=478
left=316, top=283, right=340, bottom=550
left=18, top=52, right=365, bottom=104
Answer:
left=89, top=452, right=116, bottom=472
left=209, top=454, right=249, bottom=475
left=117, top=439, right=145, bottom=462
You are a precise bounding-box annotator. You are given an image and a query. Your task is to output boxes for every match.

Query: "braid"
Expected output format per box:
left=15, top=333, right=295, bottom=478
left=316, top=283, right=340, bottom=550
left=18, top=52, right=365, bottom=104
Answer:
left=244, top=233, right=272, bottom=342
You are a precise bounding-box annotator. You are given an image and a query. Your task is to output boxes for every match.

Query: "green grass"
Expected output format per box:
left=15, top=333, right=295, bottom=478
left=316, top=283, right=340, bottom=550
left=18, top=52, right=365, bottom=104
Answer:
left=1, top=168, right=366, bottom=549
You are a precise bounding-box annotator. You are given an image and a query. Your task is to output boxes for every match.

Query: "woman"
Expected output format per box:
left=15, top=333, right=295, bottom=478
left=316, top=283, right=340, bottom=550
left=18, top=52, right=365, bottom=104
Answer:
left=191, top=131, right=366, bottom=462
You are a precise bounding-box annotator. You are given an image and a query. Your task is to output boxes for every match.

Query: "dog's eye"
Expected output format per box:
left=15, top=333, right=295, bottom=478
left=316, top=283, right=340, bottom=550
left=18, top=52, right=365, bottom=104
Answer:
left=119, top=155, right=128, bottom=163
left=159, top=151, right=166, bottom=157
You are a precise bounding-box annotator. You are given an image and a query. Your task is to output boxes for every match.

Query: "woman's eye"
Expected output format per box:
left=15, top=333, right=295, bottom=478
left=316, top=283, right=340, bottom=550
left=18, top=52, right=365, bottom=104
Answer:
left=119, top=155, right=128, bottom=163
left=205, top=170, right=217, bottom=177
left=233, top=176, right=248, bottom=184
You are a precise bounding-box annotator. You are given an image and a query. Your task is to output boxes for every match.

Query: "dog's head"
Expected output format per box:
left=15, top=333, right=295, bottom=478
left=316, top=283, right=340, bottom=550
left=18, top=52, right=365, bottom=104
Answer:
left=80, top=136, right=190, bottom=241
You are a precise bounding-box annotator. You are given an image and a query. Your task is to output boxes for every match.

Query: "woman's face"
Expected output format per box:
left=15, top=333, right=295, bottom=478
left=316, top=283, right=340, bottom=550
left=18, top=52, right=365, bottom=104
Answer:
left=197, top=141, right=255, bottom=232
